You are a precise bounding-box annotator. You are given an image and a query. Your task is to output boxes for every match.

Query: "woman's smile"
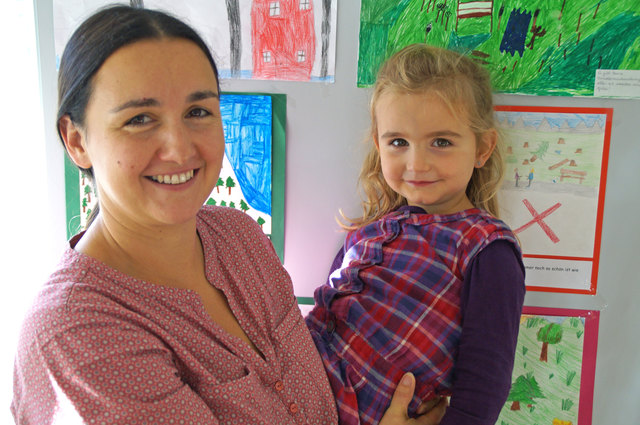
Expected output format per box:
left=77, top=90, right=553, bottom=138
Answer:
left=148, top=169, right=197, bottom=185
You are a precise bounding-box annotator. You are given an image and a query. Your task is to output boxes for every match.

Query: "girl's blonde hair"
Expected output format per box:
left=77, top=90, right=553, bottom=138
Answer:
left=342, top=43, right=504, bottom=230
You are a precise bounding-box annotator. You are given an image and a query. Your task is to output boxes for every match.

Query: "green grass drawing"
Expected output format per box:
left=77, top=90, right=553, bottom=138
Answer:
left=358, top=0, right=640, bottom=96
left=497, top=314, right=586, bottom=425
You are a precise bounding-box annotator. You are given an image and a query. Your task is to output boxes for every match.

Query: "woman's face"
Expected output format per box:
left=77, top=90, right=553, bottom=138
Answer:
left=66, top=38, right=225, bottom=229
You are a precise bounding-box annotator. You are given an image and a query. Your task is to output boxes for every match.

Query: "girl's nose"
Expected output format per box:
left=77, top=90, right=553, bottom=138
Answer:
left=158, top=123, right=196, bottom=163
left=407, top=148, right=430, bottom=171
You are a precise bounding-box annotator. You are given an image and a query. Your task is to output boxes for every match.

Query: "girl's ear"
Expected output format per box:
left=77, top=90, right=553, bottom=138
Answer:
left=58, top=115, right=92, bottom=169
left=475, top=129, right=497, bottom=168
left=373, top=128, right=381, bottom=151
left=374, top=135, right=380, bottom=151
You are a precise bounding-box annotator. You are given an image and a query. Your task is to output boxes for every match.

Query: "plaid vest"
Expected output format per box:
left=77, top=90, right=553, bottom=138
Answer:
left=307, top=207, right=519, bottom=425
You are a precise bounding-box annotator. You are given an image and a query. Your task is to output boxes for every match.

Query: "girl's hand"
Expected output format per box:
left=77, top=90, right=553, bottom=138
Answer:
left=379, top=373, right=447, bottom=425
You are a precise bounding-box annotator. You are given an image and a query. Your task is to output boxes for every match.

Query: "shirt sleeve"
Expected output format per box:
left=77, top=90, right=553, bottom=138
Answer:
left=326, top=245, right=346, bottom=284
left=13, top=311, right=219, bottom=425
left=439, top=239, right=525, bottom=425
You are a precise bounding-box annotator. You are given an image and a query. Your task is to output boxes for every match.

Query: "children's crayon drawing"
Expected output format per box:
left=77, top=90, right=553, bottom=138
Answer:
left=497, top=307, right=599, bottom=425
left=208, top=94, right=273, bottom=234
left=53, top=0, right=337, bottom=82
left=67, top=93, right=287, bottom=260
left=357, top=0, right=640, bottom=96
left=496, top=106, right=611, bottom=294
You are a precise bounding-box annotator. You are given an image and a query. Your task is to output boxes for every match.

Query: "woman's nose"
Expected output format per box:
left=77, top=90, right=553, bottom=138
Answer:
left=158, top=123, right=196, bottom=163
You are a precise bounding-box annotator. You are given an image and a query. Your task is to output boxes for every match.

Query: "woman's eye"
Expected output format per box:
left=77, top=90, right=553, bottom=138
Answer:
left=390, top=138, right=409, bottom=147
left=126, top=115, right=152, bottom=126
left=187, top=108, right=211, bottom=118
left=432, top=138, right=451, bottom=148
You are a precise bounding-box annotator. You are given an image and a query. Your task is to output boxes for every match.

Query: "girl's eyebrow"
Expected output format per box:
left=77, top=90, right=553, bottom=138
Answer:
left=426, top=130, right=462, bottom=138
left=110, top=90, right=219, bottom=113
left=380, top=130, right=462, bottom=138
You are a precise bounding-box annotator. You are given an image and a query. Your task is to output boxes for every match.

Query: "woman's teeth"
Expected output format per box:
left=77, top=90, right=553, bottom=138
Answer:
left=150, top=170, right=195, bottom=184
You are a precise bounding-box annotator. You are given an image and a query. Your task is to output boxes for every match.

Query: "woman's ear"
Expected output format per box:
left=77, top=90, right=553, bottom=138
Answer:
left=475, top=129, right=497, bottom=168
left=58, top=115, right=92, bottom=169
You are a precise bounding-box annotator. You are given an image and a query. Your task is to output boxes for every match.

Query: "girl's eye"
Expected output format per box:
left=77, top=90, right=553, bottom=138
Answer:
left=187, top=108, right=211, bottom=118
left=390, top=138, right=409, bottom=147
left=432, top=138, right=451, bottom=148
left=126, top=115, right=152, bottom=126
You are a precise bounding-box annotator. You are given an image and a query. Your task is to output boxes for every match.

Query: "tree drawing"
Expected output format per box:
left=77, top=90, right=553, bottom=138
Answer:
left=257, top=217, right=265, bottom=228
left=82, top=198, right=88, bottom=213
left=206, top=198, right=217, bottom=206
left=85, top=209, right=92, bottom=222
left=216, top=178, right=224, bottom=193
left=220, top=200, right=227, bottom=207
left=225, top=0, right=241, bottom=77
left=507, top=373, right=545, bottom=411
left=225, top=176, right=236, bottom=195
left=320, top=0, right=332, bottom=78
left=240, top=199, right=249, bottom=213
left=84, top=185, right=92, bottom=203
left=537, top=323, right=564, bottom=362
left=531, top=140, right=550, bottom=161
left=229, top=201, right=236, bottom=209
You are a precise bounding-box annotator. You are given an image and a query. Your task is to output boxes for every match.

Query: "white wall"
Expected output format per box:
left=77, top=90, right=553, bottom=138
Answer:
left=20, top=0, right=640, bottom=424
left=0, top=0, right=67, bottom=423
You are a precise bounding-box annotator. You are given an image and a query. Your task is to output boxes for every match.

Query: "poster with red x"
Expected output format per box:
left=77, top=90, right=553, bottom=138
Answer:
left=495, top=105, right=612, bottom=294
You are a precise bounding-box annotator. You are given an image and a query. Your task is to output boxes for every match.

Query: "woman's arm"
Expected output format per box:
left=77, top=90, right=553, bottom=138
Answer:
left=380, top=373, right=447, bottom=425
left=13, top=312, right=218, bottom=425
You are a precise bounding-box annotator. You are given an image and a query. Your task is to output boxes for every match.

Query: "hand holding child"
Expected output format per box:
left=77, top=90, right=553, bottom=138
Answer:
left=380, top=373, right=447, bottom=425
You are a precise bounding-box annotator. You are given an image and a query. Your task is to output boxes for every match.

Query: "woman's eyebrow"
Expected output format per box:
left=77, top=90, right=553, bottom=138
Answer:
left=111, top=98, right=159, bottom=113
left=110, top=91, right=218, bottom=113
left=187, top=90, right=219, bottom=102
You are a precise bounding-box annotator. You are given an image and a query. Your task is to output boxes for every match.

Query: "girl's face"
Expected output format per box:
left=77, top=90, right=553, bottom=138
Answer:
left=374, top=90, right=495, bottom=215
left=61, top=38, right=225, bottom=229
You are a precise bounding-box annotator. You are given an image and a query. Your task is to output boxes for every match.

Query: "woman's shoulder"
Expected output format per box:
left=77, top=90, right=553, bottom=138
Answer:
left=17, top=250, right=102, bottom=348
left=198, top=205, right=265, bottom=237
left=17, top=247, right=172, bottom=350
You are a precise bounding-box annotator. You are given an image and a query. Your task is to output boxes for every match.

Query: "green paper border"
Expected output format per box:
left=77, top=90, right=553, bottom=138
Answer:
left=64, top=155, right=81, bottom=239
left=296, top=297, right=315, bottom=305
left=64, top=92, right=287, bottom=263
left=268, top=93, right=286, bottom=263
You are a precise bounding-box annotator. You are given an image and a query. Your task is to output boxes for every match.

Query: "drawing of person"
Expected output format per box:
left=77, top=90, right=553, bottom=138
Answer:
left=528, top=168, right=534, bottom=187
left=514, top=168, right=520, bottom=187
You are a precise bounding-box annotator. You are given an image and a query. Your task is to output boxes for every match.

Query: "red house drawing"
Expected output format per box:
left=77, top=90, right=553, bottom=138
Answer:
left=251, top=0, right=316, bottom=80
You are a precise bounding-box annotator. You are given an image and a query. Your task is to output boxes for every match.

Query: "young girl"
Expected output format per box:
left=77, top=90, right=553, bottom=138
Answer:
left=306, top=44, right=526, bottom=425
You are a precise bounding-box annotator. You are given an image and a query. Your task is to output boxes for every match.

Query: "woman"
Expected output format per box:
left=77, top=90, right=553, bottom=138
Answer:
left=12, top=5, right=445, bottom=425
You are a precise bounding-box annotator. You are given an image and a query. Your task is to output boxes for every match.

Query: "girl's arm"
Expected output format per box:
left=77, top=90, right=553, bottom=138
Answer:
left=440, top=239, right=525, bottom=425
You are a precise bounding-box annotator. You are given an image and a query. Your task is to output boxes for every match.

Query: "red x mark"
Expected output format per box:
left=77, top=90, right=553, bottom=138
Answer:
left=513, top=199, right=562, bottom=243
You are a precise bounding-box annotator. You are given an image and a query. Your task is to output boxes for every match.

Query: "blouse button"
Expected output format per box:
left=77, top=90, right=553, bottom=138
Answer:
left=289, top=402, right=299, bottom=414
left=274, top=381, right=284, bottom=392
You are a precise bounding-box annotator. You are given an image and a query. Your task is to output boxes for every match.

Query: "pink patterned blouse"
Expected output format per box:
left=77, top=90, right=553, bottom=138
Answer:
left=12, top=206, right=338, bottom=425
